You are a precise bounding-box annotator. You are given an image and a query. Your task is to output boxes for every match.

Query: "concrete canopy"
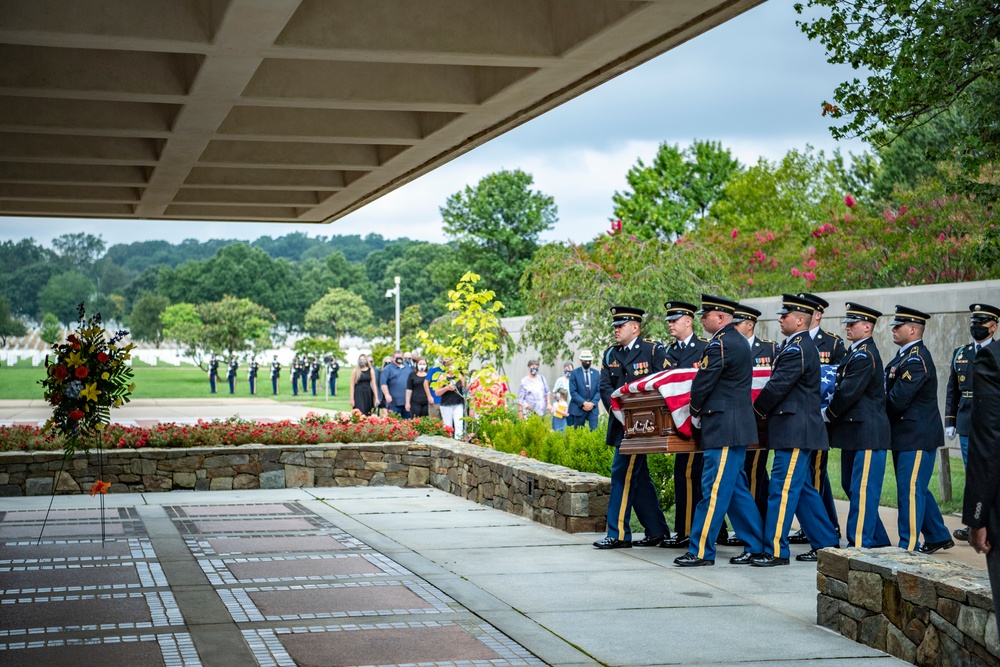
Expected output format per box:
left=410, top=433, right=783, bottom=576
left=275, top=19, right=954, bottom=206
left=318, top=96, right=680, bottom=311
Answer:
left=0, top=0, right=762, bottom=225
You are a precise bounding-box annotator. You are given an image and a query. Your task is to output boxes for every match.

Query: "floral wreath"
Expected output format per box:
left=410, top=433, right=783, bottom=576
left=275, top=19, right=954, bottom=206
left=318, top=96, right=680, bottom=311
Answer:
left=40, top=303, right=135, bottom=477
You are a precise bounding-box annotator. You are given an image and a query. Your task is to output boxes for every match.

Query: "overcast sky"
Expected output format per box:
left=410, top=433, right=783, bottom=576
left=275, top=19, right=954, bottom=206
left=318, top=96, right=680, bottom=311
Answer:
left=0, top=0, right=868, bottom=250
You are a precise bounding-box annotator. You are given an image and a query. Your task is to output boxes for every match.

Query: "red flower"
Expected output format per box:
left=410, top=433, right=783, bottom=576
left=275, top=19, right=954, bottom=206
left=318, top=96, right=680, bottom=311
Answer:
left=97, top=352, right=110, bottom=363
left=75, top=366, right=89, bottom=379
left=731, top=229, right=738, bottom=239
left=53, top=365, right=68, bottom=380
left=844, top=194, right=856, bottom=208
left=68, top=409, right=85, bottom=420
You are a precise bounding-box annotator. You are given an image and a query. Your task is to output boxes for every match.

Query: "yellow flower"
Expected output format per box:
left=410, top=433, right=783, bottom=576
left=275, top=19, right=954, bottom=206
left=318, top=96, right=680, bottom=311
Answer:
left=113, top=397, right=122, bottom=408
left=66, top=351, right=84, bottom=368
left=101, top=372, right=110, bottom=380
left=95, top=422, right=105, bottom=431
left=79, top=382, right=102, bottom=402
left=128, top=383, right=136, bottom=392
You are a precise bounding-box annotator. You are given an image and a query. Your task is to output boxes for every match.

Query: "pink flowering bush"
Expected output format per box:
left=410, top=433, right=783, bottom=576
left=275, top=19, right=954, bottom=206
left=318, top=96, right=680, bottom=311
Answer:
left=0, top=413, right=453, bottom=452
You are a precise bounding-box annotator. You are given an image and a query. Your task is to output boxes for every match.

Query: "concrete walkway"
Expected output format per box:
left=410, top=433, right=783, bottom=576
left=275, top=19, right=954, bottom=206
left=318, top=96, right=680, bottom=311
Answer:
left=1, top=485, right=921, bottom=667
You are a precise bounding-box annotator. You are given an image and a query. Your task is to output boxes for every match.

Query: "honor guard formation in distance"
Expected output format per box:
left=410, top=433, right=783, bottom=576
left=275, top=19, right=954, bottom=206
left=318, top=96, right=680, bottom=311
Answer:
left=593, top=294, right=1000, bottom=568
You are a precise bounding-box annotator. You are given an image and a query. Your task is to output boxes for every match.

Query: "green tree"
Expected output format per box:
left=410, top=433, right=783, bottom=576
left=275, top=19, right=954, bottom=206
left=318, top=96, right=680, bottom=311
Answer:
left=521, top=233, right=733, bottom=362
left=440, top=169, right=556, bottom=316
left=129, top=293, right=171, bottom=347
left=303, top=288, right=373, bottom=340
left=51, top=233, right=106, bottom=278
left=161, top=303, right=204, bottom=362
left=869, top=110, right=964, bottom=201
left=40, top=312, right=62, bottom=345
left=371, top=242, right=453, bottom=322
left=0, top=296, right=27, bottom=347
left=612, top=140, right=742, bottom=240
left=38, top=271, right=95, bottom=325
left=293, top=336, right=342, bottom=360
left=196, top=296, right=274, bottom=359
left=795, top=0, right=1000, bottom=194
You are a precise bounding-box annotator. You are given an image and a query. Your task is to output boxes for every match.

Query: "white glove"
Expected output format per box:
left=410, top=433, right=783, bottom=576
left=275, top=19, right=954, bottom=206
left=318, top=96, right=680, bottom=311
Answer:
left=821, top=408, right=829, bottom=423
left=691, top=416, right=701, bottom=429
left=945, top=427, right=957, bottom=440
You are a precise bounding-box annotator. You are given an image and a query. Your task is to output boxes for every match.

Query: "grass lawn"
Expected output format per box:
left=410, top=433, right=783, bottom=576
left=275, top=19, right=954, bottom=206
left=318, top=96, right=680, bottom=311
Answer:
left=0, top=361, right=352, bottom=411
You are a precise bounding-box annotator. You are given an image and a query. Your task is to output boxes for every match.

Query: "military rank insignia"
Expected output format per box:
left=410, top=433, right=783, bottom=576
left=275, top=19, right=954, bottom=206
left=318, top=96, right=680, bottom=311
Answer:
left=902, top=370, right=912, bottom=381
left=700, top=356, right=708, bottom=369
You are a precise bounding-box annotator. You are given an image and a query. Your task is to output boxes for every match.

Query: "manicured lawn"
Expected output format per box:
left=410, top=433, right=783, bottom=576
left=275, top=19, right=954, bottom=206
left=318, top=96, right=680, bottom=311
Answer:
left=0, top=362, right=352, bottom=411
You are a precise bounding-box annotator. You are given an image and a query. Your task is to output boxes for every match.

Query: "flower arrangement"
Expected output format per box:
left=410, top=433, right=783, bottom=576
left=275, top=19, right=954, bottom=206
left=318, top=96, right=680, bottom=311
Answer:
left=39, top=303, right=135, bottom=458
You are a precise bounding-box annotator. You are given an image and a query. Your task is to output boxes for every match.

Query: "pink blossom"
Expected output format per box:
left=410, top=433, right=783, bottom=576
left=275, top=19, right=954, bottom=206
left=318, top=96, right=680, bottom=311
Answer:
left=612, top=273, right=622, bottom=279
left=766, top=231, right=774, bottom=242
left=747, top=278, right=754, bottom=286
left=844, top=194, right=856, bottom=208
left=791, top=268, right=801, bottom=277
left=938, top=233, right=946, bottom=242
left=731, top=229, right=738, bottom=239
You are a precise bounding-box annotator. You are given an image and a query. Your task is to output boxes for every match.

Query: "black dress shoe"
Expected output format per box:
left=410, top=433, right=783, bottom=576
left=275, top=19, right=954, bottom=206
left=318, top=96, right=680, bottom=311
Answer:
left=729, top=551, right=762, bottom=565
left=918, top=539, right=955, bottom=555
left=634, top=534, right=665, bottom=547
left=593, top=536, right=631, bottom=549
left=796, top=549, right=818, bottom=562
left=674, top=552, right=714, bottom=567
left=788, top=529, right=809, bottom=545
left=723, top=536, right=747, bottom=547
left=750, top=554, right=789, bottom=567
left=953, top=527, right=970, bottom=542
left=659, top=535, right=690, bottom=549
left=715, top=532, right=730, bottom=546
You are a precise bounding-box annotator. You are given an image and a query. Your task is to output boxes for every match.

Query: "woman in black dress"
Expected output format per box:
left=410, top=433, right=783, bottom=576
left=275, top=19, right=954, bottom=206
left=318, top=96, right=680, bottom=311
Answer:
left=405, top=356, right=433, bottom=417
left=350, top=354, right=378, bottom=415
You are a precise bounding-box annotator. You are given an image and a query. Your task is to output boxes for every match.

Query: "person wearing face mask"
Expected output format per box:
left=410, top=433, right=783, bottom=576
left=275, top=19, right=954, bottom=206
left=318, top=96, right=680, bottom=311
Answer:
left=405, top=356, right=433, bottom=417
left=350, top=354, right=378, bottom=415
left=551, top=362, right=574, bottom=430
left=569, top=350, right=601, bottom=431
left=380, top=349, right=411, bottom=418
left=516, top=360, right=550, bottom=419
left=947, top=302, right=1000, bottom=542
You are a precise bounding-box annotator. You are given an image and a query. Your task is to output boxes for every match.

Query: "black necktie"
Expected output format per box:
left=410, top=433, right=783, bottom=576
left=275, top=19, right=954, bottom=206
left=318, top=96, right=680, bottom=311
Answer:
left=976, top=344, right=982, bottom=354
left=679, top=342, right=685, bottom=350
left=584, top=371, right=591, bottom=393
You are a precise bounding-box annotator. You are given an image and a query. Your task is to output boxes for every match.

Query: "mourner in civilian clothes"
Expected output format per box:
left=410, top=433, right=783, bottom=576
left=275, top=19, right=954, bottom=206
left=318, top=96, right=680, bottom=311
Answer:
left=748, top=295, right=839, bottom=566
left=885, top=306, right=954, bottom=554
left=208, top=353, right=219, bottom=394
left=947, top=303, right=1000, bottom=542
left=594, top=306, right=672, bottom=549
left=270, top=355, right=281, bottom=395
left=227, top=356, right=239, bottom=394
left=822, top=303, right=892, bottom=549
left=568, top=350, right=600, bottom=431
left=551, top=362, right=573, bottom=431
left=789, top=292, right=845, bottom=545
left=381, top=350, right=411, bottom=418
left=961, top=332, right=1000, bottom=641
left=327, top=357, right=340, bottom=396
left=659, top=301, right=726, bottom=549
left=734, top=303, right=775, bottom=524
left=674, top=295, right=763, bottom=567
left=405, top=357, right=433, bottom=418
left=247, top=357, right=259, bottom=395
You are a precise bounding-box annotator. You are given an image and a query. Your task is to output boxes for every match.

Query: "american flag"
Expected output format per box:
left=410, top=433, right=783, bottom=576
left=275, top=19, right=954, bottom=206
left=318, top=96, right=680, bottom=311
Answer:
left=610, top=367, right=772, bottom=437
left=820, top=363, right=837, bottom=410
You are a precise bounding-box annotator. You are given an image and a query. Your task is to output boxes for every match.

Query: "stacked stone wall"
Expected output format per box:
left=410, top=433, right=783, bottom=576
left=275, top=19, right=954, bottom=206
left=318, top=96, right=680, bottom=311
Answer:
left=0, top=436, right=609, bottom=534
left=818, top=547, right=1000, bottom=666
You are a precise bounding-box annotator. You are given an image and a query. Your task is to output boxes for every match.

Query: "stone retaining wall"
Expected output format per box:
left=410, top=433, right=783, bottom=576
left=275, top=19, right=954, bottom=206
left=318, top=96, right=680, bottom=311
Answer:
left=817, top=547, right=1000, bottom=666
left=0, top=436, right=610, bottom=534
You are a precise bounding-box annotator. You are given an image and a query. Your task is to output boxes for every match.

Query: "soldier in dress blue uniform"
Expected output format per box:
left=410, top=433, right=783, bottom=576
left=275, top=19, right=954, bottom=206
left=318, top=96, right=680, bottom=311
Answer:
left=327, top=356, right=340, bottom=396
left=247, top=356, right=259, bottom=395
left=659, top=300, right=713, bottom=549
left=290, top=355, right=301, bottom=397
left=300, top=355, right=309, bottom=394
left=227, top=356, right=239, bottom=394
left=822, top=303, right=891, bottom=548
left=885, top=305, right=954, bottom=554
left=674, top=295, right=763, bottom=567
left=309, top=356, right=321, bottom=396
left=593, top=306, right=672, bottom=549
left=788, top=292, right=845, bottom=545
left=749, top=295, right=839, bottom=566
left=733, top=303, right=776, bottom=524
left=270, top=355, right=281, bottom=395
left=947, top=303, right=999, bottom=542
left=208, top=353, right=219, bottom=394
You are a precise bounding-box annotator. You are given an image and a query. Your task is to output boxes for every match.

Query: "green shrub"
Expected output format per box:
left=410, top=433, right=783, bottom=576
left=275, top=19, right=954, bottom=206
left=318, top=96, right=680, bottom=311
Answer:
left=471, top=408, right=674, bottom=511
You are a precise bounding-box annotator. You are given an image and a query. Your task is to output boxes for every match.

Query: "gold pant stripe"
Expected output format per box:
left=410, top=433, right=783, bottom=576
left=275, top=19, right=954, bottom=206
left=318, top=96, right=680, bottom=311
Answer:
left=617, top=454, right=637, bottom=539
left=696, top=448, right=729, bottom=560
left=749, top=450, right=760, bottom=499
left=773, top=449, right=801, bottom=555
left=813, top=451, right=822, bottom=490
left=855, top=451, right=873, bottom=548
left=684, top=454, right=695, bottom=534
left=907, top=451, right=922, bottom=551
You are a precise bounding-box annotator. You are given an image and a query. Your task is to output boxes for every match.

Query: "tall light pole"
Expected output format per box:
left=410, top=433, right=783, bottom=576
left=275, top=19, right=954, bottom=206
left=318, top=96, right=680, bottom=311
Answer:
left=385, top=276, right=401, bottom=351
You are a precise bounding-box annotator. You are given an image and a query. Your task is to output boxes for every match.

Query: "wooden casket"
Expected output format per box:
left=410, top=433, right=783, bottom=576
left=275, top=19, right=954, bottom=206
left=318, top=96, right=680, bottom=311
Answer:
left=617, top=390, right=765, bottom=455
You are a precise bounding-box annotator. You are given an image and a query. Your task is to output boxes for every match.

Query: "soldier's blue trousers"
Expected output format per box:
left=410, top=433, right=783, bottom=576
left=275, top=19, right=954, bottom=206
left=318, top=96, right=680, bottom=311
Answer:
left=687, top=446, right=762, bottom=561
left=329, top=379, right=336, bottom=396
left=765, top=449, right=839, bottom=559
left=840, top=449, right=889, bottom=548
left=272, top=378, right=278, bottom=395
left=605, top=449, right=668, bottom=541
left=301, top=375, right=307, bottom=393
left=804, top=449, right=840, bottom=531
left=248, top=376, right=256, bottom=395
left=311, top=378, right=317, bottom=396
left=209, top=374, right=217, bottom=393
left=228, top=376, right=235, bottom=394
left=893, top=450, right=951, bottom=550
left=292, top=379, right=298, bottom=396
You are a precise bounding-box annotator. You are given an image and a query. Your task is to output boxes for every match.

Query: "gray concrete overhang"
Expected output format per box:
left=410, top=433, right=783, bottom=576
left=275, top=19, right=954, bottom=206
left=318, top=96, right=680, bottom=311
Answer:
left=0, top=0, right=763, bottom=225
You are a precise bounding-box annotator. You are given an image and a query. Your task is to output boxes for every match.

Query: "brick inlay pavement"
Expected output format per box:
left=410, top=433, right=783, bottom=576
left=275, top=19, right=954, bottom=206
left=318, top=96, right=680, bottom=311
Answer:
left=0, top=498, right=544, bottom=666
